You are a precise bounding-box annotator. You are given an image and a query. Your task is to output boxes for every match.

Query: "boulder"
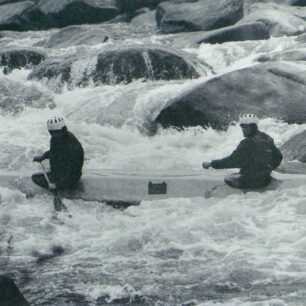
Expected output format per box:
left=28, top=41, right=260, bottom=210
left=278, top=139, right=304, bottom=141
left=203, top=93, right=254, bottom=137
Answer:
left=238, top=3, right=306, bottom=36
left=156, top=0, right=243, bottom=34
left=130, top=8, right=157, bottom=30
left=247, top=2, right=306, bottom=21
left=257, top=48, right=306, bottom=62
left=28, top=46, right=201, bottom=90
left=155, top=62, right=306, bottom=130
left=0, top=275, right=29, bottom=306
left=117, top=0, right=165, bottom=13
left=38, top=24, right=110, bottom=48
left=195, top=22, right=269, bottom=44
left=280, top=130, right=306, bottom=161
left=244, top=0, right=306, bottom=14
left=0, top=49, right=45, bottom=73
left=17, top=0, right=119, bottom=30
left=93, top=47, right=200, bottom=84
left=0, top=1, right=35, bottom=31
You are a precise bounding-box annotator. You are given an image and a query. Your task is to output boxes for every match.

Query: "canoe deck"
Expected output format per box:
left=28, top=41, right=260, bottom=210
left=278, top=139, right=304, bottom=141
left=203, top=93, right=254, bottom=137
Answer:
left=0, top=163, right=305, bottom=207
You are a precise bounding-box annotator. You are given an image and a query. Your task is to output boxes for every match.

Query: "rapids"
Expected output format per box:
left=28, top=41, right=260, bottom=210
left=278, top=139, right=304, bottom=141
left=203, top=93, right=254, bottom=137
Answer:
left=1, top=23, right=306, bottom=305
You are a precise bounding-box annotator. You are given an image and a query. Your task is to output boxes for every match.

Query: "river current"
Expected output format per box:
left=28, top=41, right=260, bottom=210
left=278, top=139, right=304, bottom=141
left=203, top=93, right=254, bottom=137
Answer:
left=1, top=23, right=306, bottom=305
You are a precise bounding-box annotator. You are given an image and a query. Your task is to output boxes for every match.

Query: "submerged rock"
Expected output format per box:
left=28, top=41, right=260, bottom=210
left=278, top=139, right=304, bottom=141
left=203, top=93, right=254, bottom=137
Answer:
left=0, top=275, right=29, bottom=306
left=155, top=61, right=306, bottom=130
left=0, top=49, right=45, bottom=73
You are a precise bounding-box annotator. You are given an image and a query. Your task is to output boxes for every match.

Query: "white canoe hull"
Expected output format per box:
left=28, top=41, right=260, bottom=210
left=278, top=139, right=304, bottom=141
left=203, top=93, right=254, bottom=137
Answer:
left=0, top=165, right=306, bottom=207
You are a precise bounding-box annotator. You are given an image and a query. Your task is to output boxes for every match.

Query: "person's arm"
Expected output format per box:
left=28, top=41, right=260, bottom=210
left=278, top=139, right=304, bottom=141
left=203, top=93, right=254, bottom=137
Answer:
left=211, top=139, right=249, bottom=169
left=271, top=146, right=283, bottom=169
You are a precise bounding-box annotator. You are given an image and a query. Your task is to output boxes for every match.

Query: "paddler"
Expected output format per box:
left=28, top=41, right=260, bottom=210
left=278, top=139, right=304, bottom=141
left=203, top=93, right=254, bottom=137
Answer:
left=32, top=117, right=84, bottom=190
left=202, top=114, right=283, bottom=189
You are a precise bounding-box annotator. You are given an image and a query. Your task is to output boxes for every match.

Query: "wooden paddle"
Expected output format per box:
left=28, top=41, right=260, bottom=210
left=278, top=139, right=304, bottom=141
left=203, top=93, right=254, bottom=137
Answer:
left=40, top=162, right=67, bottom=212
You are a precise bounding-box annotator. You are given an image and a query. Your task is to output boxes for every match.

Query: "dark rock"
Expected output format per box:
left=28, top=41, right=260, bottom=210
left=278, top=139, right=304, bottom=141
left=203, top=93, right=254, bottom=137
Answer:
left=117, top=0, right=165, bottom=13
left=292, top=0, right=306, bottom=5
left=0, top=1, right=35, bottom=31
left=0, top=49, right=45, bottom=73
left=93, top=47, right=200, bottom=84
left=36, top=0, right=119, bottom=27
left=155, top=62, right=306, bottom=130
left=6, top=0, right=120, bottom=30
left=28, top=46, right=200, bottom=90
left=33, top=245, right=65, bottom=264
left=196, top=22, right=269, bottom=44
left=0, top=275, right=29, bottom=306
left=156, top=0, right=243, bottom=34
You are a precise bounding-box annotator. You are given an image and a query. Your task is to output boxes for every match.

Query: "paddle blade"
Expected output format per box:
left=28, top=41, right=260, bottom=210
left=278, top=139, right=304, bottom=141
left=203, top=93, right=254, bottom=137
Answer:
left=53, top=191, right=63, bottom=212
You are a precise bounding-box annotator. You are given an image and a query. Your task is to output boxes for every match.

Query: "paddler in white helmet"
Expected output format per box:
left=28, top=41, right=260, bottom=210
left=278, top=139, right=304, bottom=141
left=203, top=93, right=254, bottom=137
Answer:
left=202, top=114, right=283, bottom=189
left=32, top=117, right=84, bottom=191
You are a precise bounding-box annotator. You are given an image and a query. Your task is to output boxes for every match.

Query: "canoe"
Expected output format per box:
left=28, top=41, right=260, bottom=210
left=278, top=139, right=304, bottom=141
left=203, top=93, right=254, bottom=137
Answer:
left=0, top=162, right=306, bottom=207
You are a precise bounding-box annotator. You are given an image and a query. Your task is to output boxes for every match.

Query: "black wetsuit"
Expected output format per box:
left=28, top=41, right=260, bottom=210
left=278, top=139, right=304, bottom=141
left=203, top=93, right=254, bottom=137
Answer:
left=32, top=131, right=84, bottom=190
left=211, top=130, right=283, bottom=189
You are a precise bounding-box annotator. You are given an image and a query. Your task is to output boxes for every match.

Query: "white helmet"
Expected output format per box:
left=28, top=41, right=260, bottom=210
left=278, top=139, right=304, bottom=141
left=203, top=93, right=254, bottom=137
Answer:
left=47, top=117, right=65, bottom=131
left=239, top=113, right=258, bottom=126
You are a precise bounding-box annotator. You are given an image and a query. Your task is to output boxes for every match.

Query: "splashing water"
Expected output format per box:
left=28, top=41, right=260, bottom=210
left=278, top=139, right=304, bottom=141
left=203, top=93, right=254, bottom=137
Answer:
left=1, top=26, right=306, bottom=305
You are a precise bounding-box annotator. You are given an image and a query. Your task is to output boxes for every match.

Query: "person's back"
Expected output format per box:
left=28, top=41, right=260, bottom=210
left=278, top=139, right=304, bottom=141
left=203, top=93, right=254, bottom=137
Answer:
left=49, top=130, right=84, bottom=186
left=236, top=130, right=282, bottom=177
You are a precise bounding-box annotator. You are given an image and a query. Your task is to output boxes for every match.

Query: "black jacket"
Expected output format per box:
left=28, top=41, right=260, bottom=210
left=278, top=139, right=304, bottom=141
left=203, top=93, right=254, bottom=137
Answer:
left=211, top=130, right=283, bottom=177
left=43, top=131, right=84, bottom=187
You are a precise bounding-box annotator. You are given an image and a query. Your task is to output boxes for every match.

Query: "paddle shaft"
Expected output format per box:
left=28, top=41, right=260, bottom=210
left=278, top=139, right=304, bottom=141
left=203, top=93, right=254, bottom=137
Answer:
left=39, top=162, right=65, bottom=212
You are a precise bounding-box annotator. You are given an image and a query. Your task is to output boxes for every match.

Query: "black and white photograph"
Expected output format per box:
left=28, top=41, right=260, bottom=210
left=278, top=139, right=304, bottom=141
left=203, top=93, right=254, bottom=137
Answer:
left=1, top=0, right=306, bottom=305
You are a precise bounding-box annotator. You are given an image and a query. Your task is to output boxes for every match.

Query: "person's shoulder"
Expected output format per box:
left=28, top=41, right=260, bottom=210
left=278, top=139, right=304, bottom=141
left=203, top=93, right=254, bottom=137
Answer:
left=258, top=130, right=274, bottom=141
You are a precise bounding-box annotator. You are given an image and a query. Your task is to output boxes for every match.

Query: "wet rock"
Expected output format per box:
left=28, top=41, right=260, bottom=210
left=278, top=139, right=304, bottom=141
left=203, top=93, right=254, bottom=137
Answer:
left=238, top=3, right=306, bottom=37
left=257, top=48, right=306, bottom=62
left=244, top=0, right=306, bottom=14
left=0, top=1, right=35, bottom=31
left=280, top=130, right=306, bottom=161
left=0, top=49, right=45, bottom=73
left=117, top=0, right=165, bottom=13
left=0, top=275, right=29, bottom=306
left=93, top=47, right=200, bottom=84
left=2, top=0, right=120, bottom=30
left=195, top=22, right=269, bottom=44
left=28, top=46, right=201, bottom=90
left=156, top=0, right=243, bottom=34
left=33, top=245, right=65, bottom=264
left=38, top=24, right=110, bottom=48
left=155, top=62, right=306, bottom=130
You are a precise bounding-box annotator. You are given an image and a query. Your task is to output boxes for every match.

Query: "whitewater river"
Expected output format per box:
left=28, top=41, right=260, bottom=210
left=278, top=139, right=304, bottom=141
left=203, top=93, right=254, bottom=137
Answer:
left=1, top=23, right=306, bottom=305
